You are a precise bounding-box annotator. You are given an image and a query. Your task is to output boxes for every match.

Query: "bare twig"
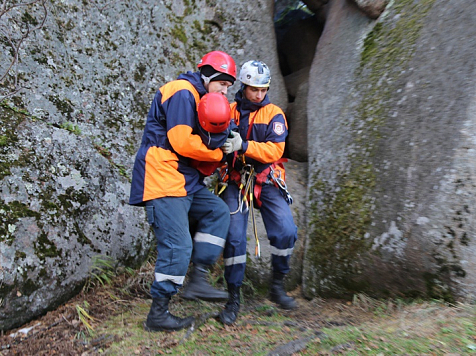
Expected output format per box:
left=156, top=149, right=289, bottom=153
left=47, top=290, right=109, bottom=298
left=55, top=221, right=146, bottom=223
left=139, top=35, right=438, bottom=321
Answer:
left=179, top=311, right=220, bottom=344
left=62, top=314, right=73, bottom=326
left=0, top=0, right=47, bottom=100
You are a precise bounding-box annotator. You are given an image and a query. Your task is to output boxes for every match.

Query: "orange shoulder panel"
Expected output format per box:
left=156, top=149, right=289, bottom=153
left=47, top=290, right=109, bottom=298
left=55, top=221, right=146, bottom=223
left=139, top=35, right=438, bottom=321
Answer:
left=160, top=80, right=200, bottom=110
left=252, top=104, right=288, bottom=127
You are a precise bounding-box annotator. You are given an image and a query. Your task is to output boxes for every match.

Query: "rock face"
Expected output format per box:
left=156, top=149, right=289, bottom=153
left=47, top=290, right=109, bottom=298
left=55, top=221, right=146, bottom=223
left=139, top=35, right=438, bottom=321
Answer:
left=352, top=0, right=389, bottom=19
left=0, top=0, right=287, bottom=331
left=3, top=0, right=476, bottom=332
left=285, top=68, right=311, bottom=162
left=0, top=114, right=153, bottom=330
left=275, top=6, right=324, bottom=162
left=304, top=0, right=476, bottom=302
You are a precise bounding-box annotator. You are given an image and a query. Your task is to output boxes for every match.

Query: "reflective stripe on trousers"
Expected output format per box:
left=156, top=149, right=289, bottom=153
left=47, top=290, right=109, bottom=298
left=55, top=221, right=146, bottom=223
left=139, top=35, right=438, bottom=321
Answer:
left=146, top=187, right=229, bottom=298
left=222, top=182, right=297, bottom=287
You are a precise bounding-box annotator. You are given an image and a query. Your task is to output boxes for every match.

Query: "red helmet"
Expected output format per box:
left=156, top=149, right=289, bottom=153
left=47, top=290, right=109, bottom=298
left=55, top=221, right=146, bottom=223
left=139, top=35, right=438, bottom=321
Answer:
left=197, top=51, right=237, bottom=80
left=198, top=93, right=231, bottom=133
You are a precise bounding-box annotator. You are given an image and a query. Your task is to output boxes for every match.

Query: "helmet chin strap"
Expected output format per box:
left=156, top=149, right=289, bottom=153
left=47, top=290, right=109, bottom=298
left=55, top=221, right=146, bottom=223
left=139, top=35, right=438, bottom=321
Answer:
left=201, top=72, right=221, bottom=89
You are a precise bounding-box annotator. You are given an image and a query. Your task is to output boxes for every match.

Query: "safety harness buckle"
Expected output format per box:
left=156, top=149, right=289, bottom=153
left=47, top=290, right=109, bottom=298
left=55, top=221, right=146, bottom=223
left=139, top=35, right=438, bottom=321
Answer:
left=269, top=166, right=293, bottom=205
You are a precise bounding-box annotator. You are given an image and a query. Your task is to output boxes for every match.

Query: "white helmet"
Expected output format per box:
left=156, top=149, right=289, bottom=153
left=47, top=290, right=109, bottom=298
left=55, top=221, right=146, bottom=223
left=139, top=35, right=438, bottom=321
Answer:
left=239, top=60, right=271, bottom=88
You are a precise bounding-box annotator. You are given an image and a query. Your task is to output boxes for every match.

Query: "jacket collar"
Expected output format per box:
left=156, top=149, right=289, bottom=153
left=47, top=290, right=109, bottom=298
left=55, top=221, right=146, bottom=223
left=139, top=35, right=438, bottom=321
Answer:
left=177, top=71, right=207, bottom=97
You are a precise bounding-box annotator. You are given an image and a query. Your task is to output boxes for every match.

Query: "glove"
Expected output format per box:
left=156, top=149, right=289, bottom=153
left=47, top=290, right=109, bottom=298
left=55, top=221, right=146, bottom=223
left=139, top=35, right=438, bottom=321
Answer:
left=221, top=131, right=243, bottom=155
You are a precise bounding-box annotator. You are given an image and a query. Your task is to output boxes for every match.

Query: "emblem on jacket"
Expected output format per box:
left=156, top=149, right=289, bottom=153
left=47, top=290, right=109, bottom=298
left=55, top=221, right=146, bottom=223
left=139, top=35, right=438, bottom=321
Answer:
left=273, top=122, right=285, bottom=135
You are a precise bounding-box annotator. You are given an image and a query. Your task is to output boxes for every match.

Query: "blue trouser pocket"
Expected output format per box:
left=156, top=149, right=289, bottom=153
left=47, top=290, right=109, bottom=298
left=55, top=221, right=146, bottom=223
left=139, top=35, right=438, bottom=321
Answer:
left=145, top=204, right=156, bottom=227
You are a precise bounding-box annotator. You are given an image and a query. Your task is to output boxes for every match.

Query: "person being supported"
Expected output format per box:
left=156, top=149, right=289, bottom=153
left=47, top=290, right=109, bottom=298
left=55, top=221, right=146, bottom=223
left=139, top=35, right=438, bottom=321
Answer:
left=189, top=92, right=232, bottom=177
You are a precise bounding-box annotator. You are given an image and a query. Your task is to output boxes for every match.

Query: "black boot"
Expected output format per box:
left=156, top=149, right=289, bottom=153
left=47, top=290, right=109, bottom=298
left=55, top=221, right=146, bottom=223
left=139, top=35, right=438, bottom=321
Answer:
left=269, top=272, right=297, bottom=310
left=143, top=298, right=194, bottom=332
left=181, top=263, right=228, bottom=301
left=219, top=285, right=240, bottom=325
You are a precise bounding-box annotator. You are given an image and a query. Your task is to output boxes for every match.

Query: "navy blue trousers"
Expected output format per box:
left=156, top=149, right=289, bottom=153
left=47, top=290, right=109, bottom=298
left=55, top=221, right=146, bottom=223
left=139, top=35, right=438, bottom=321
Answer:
left=146, top=186, right=230, bottom=298
left=222, top=182, right=297, bottom=288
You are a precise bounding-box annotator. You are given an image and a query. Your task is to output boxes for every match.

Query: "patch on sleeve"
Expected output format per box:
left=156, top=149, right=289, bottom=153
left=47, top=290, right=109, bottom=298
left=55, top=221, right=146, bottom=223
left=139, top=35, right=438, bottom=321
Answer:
left=273, top=122, right=285, bottom=135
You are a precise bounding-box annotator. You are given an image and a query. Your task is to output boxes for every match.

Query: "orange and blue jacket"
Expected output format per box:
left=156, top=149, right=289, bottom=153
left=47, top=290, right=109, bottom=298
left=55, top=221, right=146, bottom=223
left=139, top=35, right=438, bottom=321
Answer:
left=228, top=89, right=288, bottom=175
left=129, top=71, right=225, bottom=206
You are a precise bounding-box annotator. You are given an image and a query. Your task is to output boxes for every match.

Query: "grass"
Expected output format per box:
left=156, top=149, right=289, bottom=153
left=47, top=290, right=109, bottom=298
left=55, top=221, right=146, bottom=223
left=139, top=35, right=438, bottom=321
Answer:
left=88, top=285, right=476, bottom=355
left=5, top=259, right=475, bottom=355
left=75, top=301, right=96, bottom=336
left=97, top=301, right=314, bottom=355
left=309, top=302, right=476, bottom=355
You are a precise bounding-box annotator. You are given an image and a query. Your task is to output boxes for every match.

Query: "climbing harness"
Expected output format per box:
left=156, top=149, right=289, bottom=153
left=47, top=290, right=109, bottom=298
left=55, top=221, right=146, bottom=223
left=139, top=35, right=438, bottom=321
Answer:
left=253, top=159, right=293, bottom=207
left=229, top=162, right=255, bottom=215
left=269, top=165, right=293, bottom=205
left=214, top=163, right=229, bottom=196
left=223, top=157, right=260, bottom=258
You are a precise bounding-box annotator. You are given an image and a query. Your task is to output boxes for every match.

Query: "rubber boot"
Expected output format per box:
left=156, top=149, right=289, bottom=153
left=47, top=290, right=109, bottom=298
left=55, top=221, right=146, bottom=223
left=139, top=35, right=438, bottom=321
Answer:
left=143, top=298, right=194, bottom=332
left=219, top=285, right=240, bottom=325
left=181, top=263, right=228, bottom=301
left=269, top=272, right=297, bottom=310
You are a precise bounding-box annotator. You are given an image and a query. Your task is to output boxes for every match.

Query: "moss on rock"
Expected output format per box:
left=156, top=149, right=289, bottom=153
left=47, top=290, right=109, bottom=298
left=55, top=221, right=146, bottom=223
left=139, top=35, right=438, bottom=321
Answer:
left=0, top=201, right=41, bottom=245
left=307, top=0, right=437, bottom=296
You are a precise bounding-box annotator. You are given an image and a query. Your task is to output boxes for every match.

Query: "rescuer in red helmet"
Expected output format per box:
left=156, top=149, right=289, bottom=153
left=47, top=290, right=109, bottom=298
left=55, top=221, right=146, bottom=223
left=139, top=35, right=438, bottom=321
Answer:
left=129, top=51, right=236, bottom=332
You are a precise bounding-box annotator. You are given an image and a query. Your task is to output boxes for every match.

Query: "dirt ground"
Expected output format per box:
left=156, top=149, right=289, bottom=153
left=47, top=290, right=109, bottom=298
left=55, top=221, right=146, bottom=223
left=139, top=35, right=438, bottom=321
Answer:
left=0, top=298, right=346, bottom=356
left=0, top=280, right=376, bottom=356
left=5, top=259, right=456, bottom=355
left=2, top=260, right=474, bottom=355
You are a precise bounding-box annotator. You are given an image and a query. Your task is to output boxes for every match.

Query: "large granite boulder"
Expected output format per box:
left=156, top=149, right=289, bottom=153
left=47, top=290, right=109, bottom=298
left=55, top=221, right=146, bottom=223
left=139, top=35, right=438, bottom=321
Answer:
left=0, top=109, right=153, bottom=330
left=0, top=0, right=286, bottom=331
left=304, top=0, right=476, bottom=302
